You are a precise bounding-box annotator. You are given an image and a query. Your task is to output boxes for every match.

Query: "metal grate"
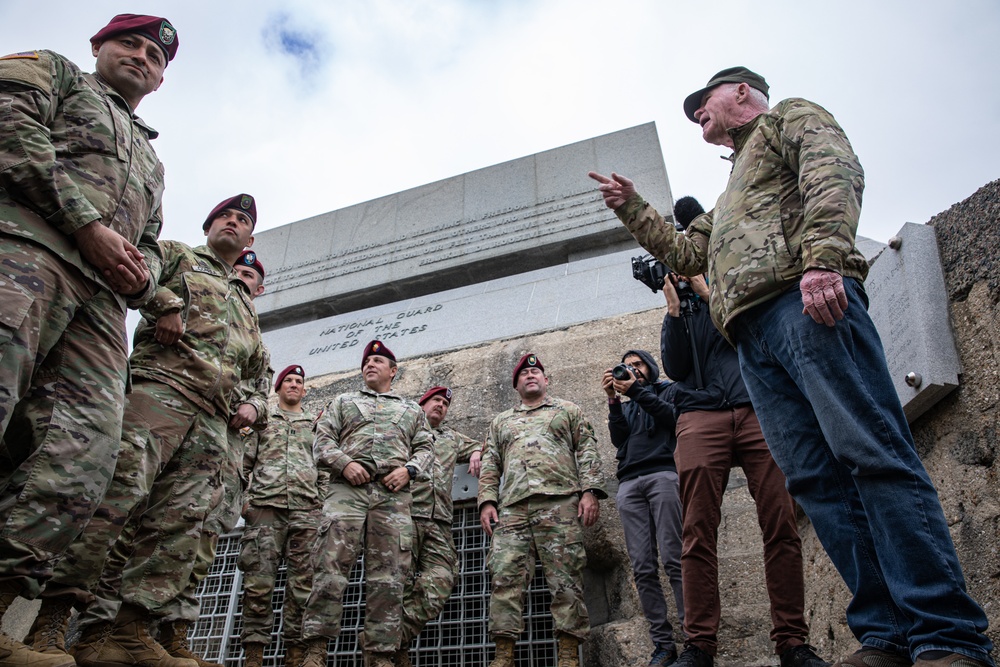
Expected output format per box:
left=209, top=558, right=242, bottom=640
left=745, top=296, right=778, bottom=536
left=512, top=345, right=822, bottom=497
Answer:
left=189, top=503, right=560, bottom=666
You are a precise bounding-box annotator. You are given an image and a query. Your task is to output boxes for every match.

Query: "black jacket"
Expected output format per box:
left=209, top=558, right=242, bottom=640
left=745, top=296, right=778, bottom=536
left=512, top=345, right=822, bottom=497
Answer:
left=660, top=297, right=750, bottom=414
left=607, top=349, right=678, bottom=483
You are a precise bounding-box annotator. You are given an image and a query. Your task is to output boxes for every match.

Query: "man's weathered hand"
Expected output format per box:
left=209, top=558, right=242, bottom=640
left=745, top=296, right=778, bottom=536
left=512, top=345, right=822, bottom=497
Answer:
left=800, top=269, right=848, bottom=326
left=588, top=171, right=637, bottom=210
left=74, top=221, right=150, bottom=294
left=229, top=403, right=258, bottom=430
left=155, top=311, right=184, bottom=346
left=578, top=491, right=600, bottom=527
left=342, top=461, right=371, bottom=486
left=468, top=450, right=482, bottom=477
left=382, top=466, right=411, bottom=492
left=480, top=503, right=499, bottom=536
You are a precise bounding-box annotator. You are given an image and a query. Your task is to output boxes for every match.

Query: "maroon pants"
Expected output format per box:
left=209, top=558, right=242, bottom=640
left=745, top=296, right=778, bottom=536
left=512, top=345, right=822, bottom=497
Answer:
left=674, top=406, right=808, bottom=655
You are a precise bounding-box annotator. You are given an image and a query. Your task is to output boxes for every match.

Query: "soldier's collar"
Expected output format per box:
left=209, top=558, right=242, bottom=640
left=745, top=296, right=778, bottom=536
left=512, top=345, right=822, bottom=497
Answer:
left=90, top=72, right=159, bottom=138
left=728, top=114, right=763, bottom=155
left=515, top=396, right=555, bottom=412
left=359, top=386, right=402, bottom=400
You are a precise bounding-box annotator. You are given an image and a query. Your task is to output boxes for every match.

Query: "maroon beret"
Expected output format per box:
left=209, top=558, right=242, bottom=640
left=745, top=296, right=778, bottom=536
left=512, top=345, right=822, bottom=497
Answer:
left=362, top=340, right=396, bottom=368
left=418, top=386, right=452, bottom=406
left=512, top=353, right=544, bottom=387
left=91, top=14, right=179, bottom=63
left=235, top=250, right=265, bottom=279
left=203, top=194, right=257, bottom=231
left=274, top=364, right=305, bottom=392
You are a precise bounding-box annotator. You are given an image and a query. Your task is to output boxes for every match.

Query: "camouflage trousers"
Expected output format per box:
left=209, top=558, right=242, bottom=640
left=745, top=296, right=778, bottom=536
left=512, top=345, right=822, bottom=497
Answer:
left=160, top=425, right=246, bottom=623
left=238, top=505, right=319, bottom=645
left=46, top=380, right=227, bottom=618
left=488, top=494, right=589, bottom=640
left=0, top=236, right=127, bottom=598
left=400, top=517, right=458, bottom=645
left=301, top=479, right=413, bottom=653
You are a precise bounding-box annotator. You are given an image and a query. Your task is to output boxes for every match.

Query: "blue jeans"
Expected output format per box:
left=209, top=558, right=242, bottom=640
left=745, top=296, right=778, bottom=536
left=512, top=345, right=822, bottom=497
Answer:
left=733, top=279, right=993, bottom=664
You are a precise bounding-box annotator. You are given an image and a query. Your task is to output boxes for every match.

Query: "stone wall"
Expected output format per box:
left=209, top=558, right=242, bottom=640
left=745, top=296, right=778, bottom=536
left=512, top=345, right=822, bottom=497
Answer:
left=301, top=181, right=1000, bottom=666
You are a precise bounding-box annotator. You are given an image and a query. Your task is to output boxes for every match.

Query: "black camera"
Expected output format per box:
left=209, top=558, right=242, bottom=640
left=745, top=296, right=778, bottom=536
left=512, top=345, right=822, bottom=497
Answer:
left=632, top=254, right=697, bottom=302
left=631, top=255, right=669, bottom=293
left=611, top=364, right=637, bottom=382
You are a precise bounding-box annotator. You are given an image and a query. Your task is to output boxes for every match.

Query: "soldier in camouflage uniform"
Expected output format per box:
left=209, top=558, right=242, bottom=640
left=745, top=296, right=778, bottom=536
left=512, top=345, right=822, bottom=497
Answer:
left=0, top=14, right=177, bottom=667
left=238, top=363, right=320, bottom=667
left=156, top=250, right=273, bottom=667
left=478, top=354, right=606, bottom=667
left=300, top=340, right=434, bottom=667
left=29, top=194, right=269, bottom=667
left=391, top=386, right=483, bottom=667
left=590, top=68, right=995, bottom=667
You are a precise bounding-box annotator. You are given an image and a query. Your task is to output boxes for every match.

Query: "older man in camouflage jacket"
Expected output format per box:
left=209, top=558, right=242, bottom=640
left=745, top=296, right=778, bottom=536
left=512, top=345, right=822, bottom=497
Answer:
left=30, top=194, right=269, bottom=667
left=301, top=341, right=434, bottom=667
left=479, top=354, right=606, bottom=667
left=590, top=68, right=995, bottom=667
left=0, top=14, right=177, bottom=667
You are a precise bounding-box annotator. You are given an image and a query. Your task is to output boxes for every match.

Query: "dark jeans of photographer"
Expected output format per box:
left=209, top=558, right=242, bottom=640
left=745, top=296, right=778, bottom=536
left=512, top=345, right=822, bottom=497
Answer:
left=616, top=471, right=684, bottom=649
left=662, top=300, right=810, bottom=657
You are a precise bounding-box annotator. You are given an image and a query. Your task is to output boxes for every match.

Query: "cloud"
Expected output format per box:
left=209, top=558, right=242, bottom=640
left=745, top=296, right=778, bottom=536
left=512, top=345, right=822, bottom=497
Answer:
left=262, top=11, right=329, bottom=80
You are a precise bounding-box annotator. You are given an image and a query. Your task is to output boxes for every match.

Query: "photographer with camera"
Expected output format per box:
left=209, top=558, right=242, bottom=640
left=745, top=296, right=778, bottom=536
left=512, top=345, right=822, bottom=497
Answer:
left=660, top=261, right=824, bottom=667
left=603, top=351, right=684, bottom=667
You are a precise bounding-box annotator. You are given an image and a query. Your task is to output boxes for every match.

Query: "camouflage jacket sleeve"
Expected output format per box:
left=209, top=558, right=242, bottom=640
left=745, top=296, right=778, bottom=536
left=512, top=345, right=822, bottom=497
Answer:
left=405, top=408, right=436, bottom=476
left=771, top=99, right=865, bottom=273
left=241, top=341, right=271, bottom=432
left=615, top=195, right=711, bottom=277
left=455, top=429, right=482, bottom=464
left=0, top=51, right=102, bottom=234
left=242, top=429, right=261, bottom=483
left=233, top=345, right=272, bottom=432
left=314, top=395, right=351, bottom=476
left=477, top=416, right=504, bottom=509
left=567, top=401, right=607, bottom=498
left=124, top=204, right=165, bottom=310
left=138, top=240, right=185, bottom=319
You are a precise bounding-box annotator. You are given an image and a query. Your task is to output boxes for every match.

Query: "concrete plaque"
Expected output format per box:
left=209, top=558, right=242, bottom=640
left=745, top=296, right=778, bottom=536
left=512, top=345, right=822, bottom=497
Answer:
left=866, top=222, right=961, bottom=422
left=261, top=245, right=671, bottom=379
left=250, top=123, right=672, bottom=331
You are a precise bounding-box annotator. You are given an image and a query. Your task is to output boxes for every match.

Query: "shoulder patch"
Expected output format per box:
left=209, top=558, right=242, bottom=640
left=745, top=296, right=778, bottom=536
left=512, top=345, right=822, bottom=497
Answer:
left=0, top=51, right=52, bottom=94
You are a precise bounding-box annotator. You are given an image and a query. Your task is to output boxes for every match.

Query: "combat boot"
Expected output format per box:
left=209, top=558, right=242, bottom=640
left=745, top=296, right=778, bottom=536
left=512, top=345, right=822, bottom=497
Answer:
left=157, top=620, right=223, bottom=667
left=69, top=620, right=114, bottom=667
left=0, top=583, right=74, bottom=667
left=25, top=596, right=73, bottom=655
left=299, top=638, right=328, bottom=667
left=242, top=643, right=264, bottom=667
left=87, top=604, right=197, bottom=667
left=390, top=644, right=413, bottom=667
left=488, top=637, right=515, bottom=667
left=556, top=634, right=580, bottom=667
left=362, top=651, right=394, bottom=667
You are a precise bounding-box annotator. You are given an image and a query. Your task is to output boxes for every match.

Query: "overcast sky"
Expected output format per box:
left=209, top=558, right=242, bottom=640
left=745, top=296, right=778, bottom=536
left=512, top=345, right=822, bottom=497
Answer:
left=3, top=1, right=998, bottom=248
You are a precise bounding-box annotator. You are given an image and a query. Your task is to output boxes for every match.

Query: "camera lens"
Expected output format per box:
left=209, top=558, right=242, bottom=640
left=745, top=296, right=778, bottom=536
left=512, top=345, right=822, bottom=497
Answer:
left=611, top=364, right=631, bottom=381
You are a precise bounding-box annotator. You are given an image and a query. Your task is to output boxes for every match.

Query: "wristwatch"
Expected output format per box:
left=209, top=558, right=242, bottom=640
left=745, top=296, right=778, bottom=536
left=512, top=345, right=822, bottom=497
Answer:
left=404, top=465, right=417, bottom=480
